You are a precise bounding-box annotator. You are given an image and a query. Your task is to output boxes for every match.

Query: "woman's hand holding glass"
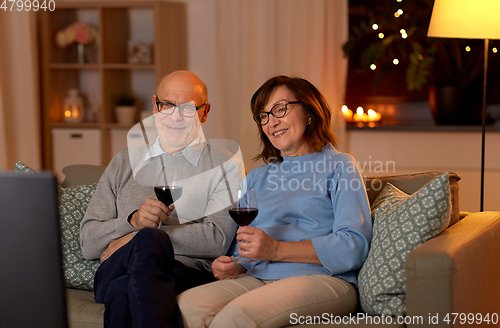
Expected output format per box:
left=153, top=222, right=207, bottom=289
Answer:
left=235, top=226, right=280, bottom=261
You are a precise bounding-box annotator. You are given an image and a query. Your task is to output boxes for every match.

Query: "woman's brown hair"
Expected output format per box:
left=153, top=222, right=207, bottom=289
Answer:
left=251, top=75, right=338, bottom=163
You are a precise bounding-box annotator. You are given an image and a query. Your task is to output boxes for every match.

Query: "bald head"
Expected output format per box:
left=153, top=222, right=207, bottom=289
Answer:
left=157, top=70, right=208, bottom=104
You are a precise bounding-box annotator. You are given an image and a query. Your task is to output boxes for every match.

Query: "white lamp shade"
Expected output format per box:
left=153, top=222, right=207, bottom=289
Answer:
left=428, top=0, right=500, bottom=40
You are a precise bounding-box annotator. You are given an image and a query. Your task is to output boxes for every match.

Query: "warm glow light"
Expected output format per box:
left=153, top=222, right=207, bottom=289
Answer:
left=352, top=108, right=381, bottom=123
left=394, top=12, right=400, bottom=18
left=370, top=64, right=377, bottom=70
left=372, top=24, right=379, bottom=30
left=378, top=33, right=385, bottom=39
left=341, top=105, right=354, bottom=122
left=418, top=54, right=424, bottom=61
left=397, top=0, right=402, bottom=2
left=393, top=58, right=399, bottom=65
left=397, top=9, right=403, bottom=15
left=465, top=46, right=471, bottom=52
left=64, top=105, right=81, bottom=120
left=428, top=0, right=500, bottom=40
left=493, top=47, right=498, bottom=53
left=401, top=33, right=408, bottom=39
left=400, top=29, right=406, bottom=34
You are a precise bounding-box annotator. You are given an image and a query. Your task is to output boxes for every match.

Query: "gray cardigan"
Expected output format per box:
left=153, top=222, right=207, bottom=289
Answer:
left=80, top=144, right=244, bottom=271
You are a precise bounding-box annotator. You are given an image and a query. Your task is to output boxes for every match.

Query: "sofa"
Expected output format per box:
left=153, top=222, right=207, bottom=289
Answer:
left=60, top=165, right=500, bottom=328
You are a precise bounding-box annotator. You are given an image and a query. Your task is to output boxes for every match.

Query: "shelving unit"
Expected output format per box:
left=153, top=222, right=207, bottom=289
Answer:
left=39, top=1, right=187, bottom=170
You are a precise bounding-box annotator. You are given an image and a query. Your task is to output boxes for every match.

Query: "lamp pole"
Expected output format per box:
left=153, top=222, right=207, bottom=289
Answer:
left=480, top=39, right=489, bottom=212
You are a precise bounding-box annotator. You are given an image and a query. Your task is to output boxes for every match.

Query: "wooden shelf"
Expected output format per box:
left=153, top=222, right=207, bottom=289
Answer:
left=103, top=64, right=155, bottom=70
left=49, top=64, right=100, bottom=70
left=51, top=122, right=102, bottom=129
left=39, top=1, right=187, bottom=170
left=49, top=64, right=155, bottom=70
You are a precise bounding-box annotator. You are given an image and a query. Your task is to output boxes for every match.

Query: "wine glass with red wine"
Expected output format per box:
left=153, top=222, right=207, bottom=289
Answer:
left=154, top=169, right=182, bottom=228
left=229, top=188, right=258, bottom=263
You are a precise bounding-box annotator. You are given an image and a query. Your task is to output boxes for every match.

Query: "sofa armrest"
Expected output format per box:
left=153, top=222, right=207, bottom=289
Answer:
left=61, top=165, right=106, bottom=188
left=405, top=211, right=500, bottom=327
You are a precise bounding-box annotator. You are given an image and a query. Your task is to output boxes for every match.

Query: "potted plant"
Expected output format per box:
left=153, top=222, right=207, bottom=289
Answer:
left=343, top=0, right=498, bottom=124
left=114, top=91, right=137, bottom=125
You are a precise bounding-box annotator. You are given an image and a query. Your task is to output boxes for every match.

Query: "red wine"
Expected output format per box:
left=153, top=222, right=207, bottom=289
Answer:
left=154, top=186, right=183, bottom=206
left=229, top=208, right=258, bottom=226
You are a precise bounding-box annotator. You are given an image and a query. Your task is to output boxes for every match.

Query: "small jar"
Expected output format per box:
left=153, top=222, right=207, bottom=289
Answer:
left=64, top=89, right=84, bottom=123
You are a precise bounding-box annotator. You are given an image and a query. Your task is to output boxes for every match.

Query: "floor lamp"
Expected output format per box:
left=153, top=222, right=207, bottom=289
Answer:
left=427, top=0, right=500, bottom=212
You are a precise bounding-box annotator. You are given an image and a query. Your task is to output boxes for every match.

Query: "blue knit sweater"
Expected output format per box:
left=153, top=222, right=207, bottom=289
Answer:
left=233, top=144, right=373, bottom=286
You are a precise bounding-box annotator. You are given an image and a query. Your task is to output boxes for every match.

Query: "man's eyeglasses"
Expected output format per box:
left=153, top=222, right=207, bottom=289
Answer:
left=155, top=96, right=206, bottom=118
left=253, top=101, right=300, bottom=125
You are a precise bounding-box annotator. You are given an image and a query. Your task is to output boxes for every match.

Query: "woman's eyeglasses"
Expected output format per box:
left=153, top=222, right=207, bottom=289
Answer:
left=253, top=101, right=300, bottom=125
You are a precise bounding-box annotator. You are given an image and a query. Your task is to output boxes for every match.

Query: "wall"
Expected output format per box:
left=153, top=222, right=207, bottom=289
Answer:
left=0, top=10, right=41, bottom=170
left=346, top=129, right=500, bottom=212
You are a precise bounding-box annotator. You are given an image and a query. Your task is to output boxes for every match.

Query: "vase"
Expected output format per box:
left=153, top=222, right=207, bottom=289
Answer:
left=77, top=43, right=86, bottom=64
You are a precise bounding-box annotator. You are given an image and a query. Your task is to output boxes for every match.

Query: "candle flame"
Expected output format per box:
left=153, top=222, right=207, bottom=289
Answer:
left=72, top=105, right=79, bottom=118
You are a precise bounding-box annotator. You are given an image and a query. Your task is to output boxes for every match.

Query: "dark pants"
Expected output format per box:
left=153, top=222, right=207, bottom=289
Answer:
left=94, top=228, right=215, bottom=328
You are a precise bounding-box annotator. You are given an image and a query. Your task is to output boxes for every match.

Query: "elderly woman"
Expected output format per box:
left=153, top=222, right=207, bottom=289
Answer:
left=178, top=76, right=373, bottom=327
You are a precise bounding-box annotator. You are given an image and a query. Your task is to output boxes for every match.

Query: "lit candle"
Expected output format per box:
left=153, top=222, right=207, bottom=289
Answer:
left=63, top=89, right=84, bottom=123
left=367, top=109, right=382, bottom=122
left=341, top=105, right=353, bottom=122
left=353, top=107, right=369, bottom=122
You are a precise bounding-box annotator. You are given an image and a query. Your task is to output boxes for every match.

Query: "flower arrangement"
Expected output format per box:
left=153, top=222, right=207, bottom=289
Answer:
left=56, top=22, right=98, bottom=48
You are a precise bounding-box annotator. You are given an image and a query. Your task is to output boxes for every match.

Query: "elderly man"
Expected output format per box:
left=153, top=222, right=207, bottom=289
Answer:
left=80, top=70, right=244, bottom=328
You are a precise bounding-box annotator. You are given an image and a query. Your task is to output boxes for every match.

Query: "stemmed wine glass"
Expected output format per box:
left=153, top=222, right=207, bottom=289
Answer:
left=229, top=188, right=258, bottom=263
left=154, top=169, right=182, bottom=228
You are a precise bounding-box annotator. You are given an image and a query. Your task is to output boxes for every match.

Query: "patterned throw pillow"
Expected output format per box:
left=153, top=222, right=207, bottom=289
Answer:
left=14, top=161, right=36, bottom=174
left=15, top=162, right=101, bottom=290
left=59, top=183, right=101, bottom=290
left=358, top=173, right=451, bottom=317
